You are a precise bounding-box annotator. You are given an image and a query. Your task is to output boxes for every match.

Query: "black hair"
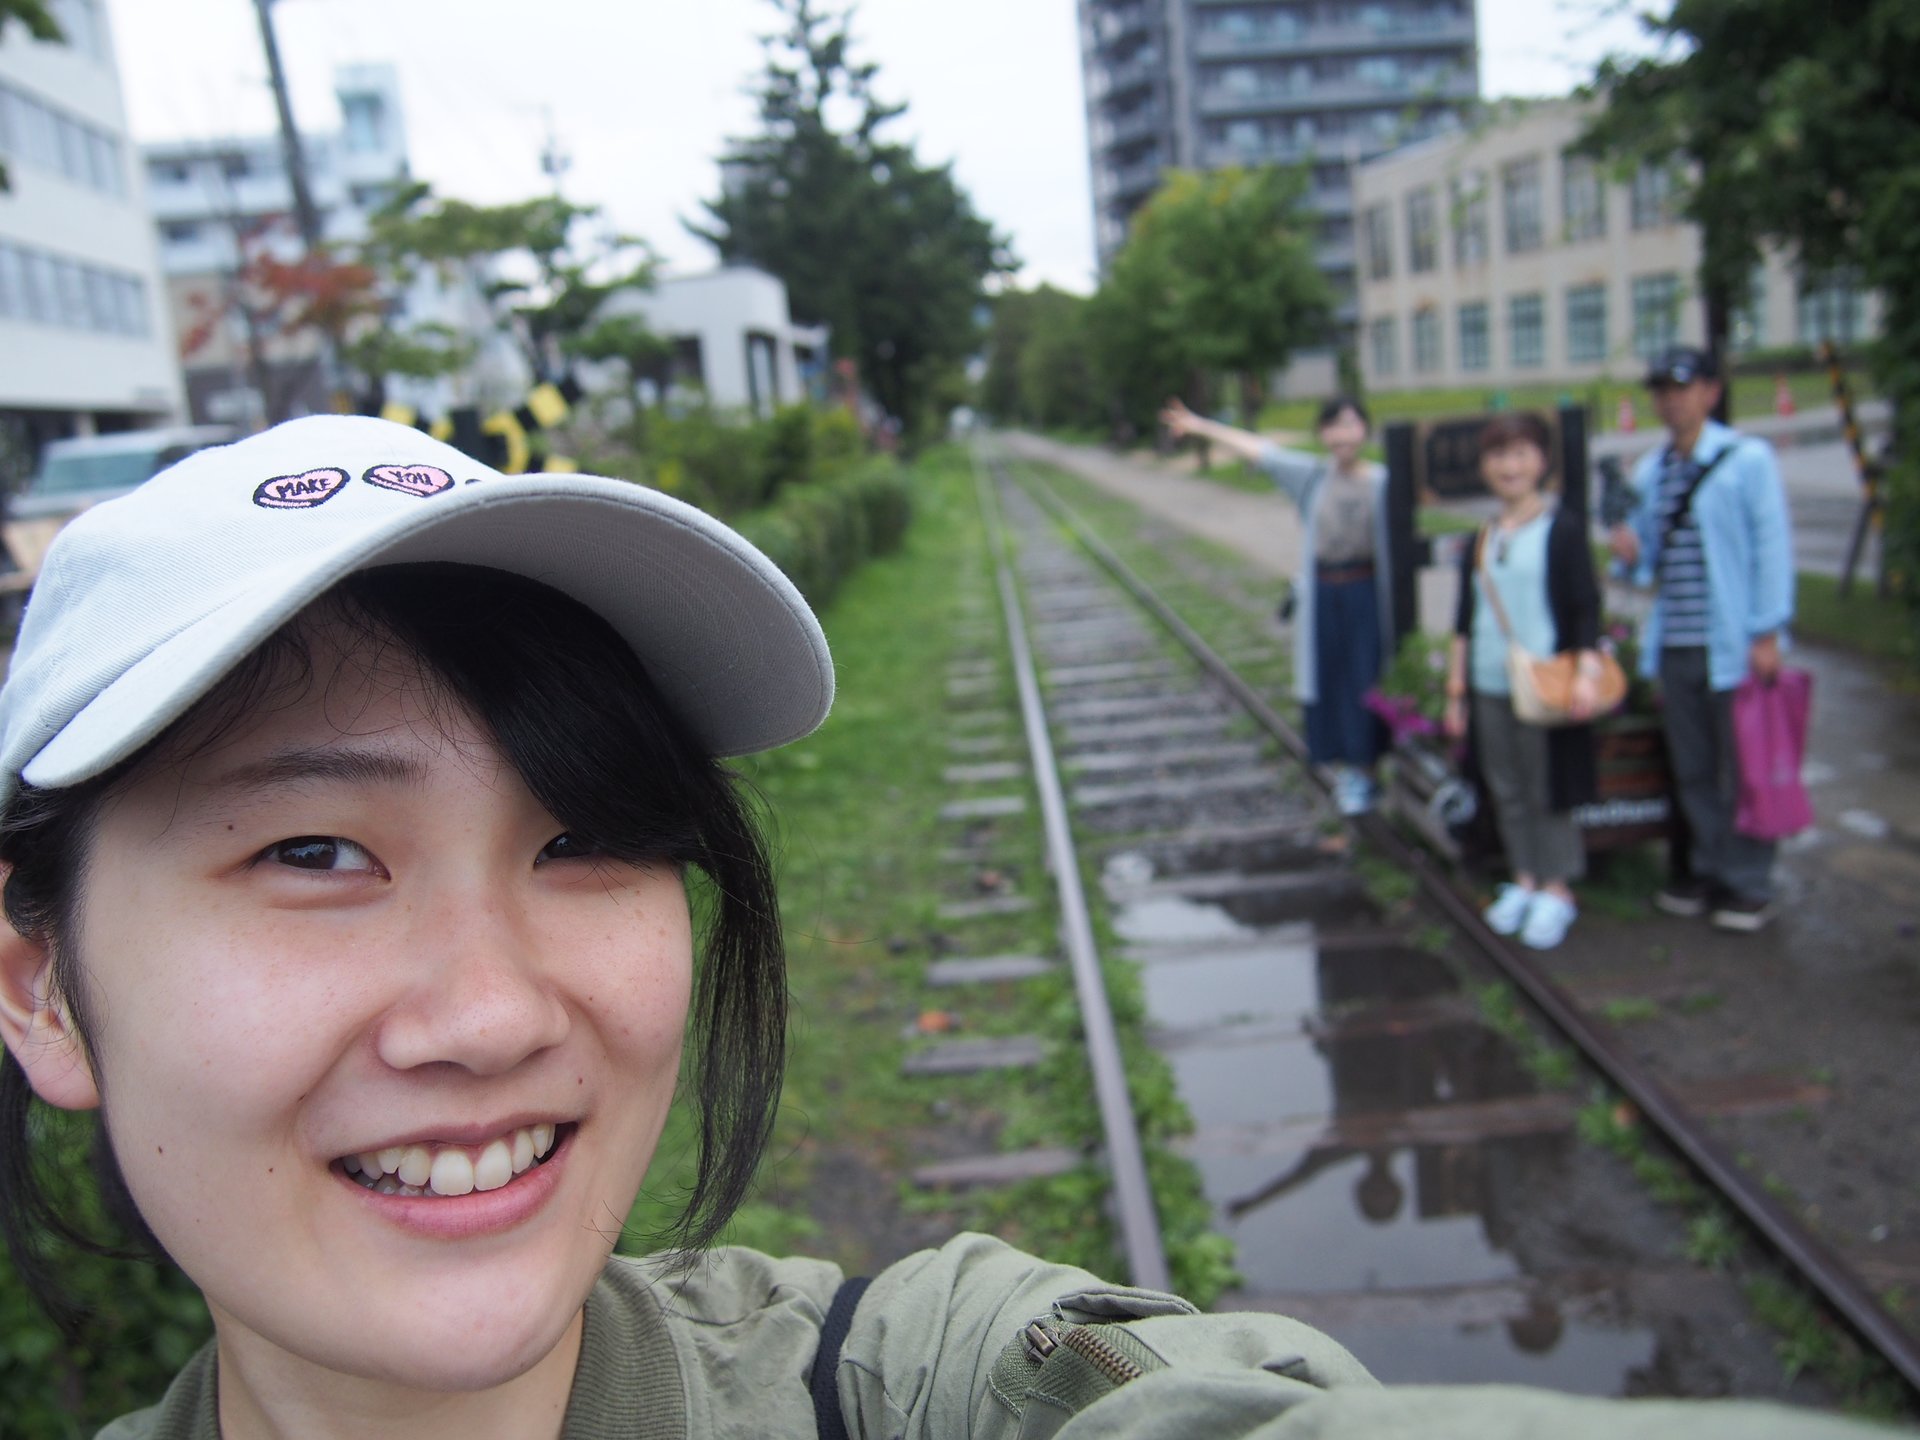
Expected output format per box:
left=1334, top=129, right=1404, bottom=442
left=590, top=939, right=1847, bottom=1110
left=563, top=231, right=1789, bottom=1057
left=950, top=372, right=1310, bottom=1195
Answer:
left=0, top=563, right=787, bottom=1331
left=1316, top=394, right=1371, bottom=430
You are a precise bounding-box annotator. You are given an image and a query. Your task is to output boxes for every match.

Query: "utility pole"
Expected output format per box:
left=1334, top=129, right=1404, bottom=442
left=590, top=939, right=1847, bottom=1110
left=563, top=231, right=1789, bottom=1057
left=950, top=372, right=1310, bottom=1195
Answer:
left=250, top=0, right=344, bottom=416
left=539, top=106, right=572, bottom=198
left=251, top=0, right=322, bottom=255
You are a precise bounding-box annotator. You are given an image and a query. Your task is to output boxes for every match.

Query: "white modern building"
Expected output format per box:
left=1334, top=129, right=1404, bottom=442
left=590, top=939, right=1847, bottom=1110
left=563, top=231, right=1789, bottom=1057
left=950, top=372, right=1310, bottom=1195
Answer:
left=595, top=266, right=829, bottom=416
left=1353, top=99, right=1880, bottom=394
left=0, top=0, right=186, bottom=467
left=142, top=64, right=520, bottom=426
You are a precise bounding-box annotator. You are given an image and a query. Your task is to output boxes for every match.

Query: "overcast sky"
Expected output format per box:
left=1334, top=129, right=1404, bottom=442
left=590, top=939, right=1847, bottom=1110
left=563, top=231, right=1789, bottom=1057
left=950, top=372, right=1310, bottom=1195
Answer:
left=102, top=0, right=1664, bottom=294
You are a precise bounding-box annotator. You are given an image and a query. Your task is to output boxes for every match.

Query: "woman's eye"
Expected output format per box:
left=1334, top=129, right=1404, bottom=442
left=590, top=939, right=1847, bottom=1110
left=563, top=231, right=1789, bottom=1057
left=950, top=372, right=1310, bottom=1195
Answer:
left=266, top=836, right=378, bottom=873
left=537, top=832, right=600, bottom=863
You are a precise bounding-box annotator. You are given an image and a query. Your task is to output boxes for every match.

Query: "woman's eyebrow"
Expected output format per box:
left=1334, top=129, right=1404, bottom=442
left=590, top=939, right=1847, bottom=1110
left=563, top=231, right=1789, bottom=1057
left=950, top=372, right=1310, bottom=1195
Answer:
left=206, top=746, right=430, bottom=794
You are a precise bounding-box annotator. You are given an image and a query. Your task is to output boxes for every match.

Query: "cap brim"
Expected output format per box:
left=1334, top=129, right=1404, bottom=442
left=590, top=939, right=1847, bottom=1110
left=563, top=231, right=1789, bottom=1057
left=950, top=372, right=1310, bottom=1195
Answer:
left=22, top=475, right=833, bottom=790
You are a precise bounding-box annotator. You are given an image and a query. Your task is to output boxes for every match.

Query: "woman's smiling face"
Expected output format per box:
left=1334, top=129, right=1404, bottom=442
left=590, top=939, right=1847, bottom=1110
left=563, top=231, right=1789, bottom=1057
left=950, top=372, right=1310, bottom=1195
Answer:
left=61, top=623, right=692, bottom=1398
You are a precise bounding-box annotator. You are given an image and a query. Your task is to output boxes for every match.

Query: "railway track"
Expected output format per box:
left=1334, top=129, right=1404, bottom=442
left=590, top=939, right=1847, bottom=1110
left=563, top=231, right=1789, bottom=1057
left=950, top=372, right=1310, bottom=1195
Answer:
left=928, top=439, right=1919, bottom=1405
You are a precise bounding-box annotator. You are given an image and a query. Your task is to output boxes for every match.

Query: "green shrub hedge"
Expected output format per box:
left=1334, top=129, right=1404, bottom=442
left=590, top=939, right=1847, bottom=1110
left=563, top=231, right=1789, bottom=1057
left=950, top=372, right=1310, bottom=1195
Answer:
left=735, top=457, right=913, bottom=608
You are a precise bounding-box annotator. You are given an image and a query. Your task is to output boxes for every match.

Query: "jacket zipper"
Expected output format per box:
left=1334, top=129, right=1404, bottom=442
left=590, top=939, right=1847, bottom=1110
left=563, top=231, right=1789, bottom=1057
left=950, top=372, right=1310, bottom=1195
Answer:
left=1022, top=1321, right=1146, bottom=1387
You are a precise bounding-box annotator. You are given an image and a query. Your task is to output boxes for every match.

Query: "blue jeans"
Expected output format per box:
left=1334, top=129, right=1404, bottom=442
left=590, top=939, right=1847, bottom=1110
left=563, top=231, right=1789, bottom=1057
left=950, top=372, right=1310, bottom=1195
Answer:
left=1305, top=572, right=1385, bottom=768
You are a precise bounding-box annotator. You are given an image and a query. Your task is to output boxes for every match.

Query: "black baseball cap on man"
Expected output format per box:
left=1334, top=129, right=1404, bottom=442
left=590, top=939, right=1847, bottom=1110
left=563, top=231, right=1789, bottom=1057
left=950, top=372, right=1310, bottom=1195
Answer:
left=1644, top=345, right=1721, bottom=387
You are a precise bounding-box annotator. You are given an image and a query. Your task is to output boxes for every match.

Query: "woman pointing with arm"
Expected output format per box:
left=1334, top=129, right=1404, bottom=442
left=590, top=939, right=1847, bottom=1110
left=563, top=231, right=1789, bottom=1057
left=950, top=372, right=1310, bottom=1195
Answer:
left=1161, top=395, right=1395, bottom=815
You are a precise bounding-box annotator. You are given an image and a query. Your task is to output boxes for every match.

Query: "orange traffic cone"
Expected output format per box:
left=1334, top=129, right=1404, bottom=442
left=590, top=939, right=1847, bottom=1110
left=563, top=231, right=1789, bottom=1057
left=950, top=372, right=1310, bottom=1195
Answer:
left=1774, top=374, right=1795, bottom=418
left=1616, top=393, right=1636, bottom=433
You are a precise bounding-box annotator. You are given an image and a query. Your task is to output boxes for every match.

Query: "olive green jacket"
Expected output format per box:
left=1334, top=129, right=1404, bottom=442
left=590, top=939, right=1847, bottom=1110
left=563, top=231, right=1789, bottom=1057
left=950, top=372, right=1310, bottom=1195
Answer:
left=98, top=1233, right=1898, bottom=1438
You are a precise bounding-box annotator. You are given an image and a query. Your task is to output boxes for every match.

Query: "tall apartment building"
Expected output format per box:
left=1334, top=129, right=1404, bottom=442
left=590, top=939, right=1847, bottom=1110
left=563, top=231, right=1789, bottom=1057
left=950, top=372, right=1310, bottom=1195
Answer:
left=1353, top=99, right=1881, bottom=394
left=0, top=0, right=186, bottom=468
left=143, top=65, right=519, bottom=426
left=1078, top=0, right=1478, bottom=341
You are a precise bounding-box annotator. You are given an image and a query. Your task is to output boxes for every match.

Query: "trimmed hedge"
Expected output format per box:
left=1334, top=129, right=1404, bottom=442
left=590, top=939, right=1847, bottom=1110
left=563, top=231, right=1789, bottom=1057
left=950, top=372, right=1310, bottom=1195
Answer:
left=734, top=456, right=913, bottom=608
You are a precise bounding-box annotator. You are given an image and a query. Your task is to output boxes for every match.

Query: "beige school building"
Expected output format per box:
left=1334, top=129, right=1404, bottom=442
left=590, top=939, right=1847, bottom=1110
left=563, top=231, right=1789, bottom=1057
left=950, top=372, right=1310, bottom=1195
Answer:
left=1351, top=99, right=1879, bottom=394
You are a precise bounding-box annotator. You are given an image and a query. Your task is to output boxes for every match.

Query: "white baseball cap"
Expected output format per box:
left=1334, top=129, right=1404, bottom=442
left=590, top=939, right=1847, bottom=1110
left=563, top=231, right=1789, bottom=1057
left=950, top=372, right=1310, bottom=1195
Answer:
left=0, top=414, right=834, bottom=806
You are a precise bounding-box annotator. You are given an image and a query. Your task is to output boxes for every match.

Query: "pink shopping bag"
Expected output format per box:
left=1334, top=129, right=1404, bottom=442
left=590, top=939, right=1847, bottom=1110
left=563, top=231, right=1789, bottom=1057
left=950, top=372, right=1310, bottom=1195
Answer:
left=1732, top=668, right=1815, bottom=840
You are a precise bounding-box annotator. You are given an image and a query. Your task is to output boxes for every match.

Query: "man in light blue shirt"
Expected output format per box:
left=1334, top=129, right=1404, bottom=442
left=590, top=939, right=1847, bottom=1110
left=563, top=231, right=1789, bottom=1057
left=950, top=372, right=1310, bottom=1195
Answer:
left=1609, top=347, right=1795, bottom=931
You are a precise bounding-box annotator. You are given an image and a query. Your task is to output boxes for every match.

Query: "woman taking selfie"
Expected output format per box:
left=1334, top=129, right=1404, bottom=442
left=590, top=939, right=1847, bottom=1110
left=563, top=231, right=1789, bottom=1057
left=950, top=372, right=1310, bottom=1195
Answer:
left=0, top=418, right=1877, bottom=1436
left=1160, top=395, right=1394, bottom=815
left=1444, top=412, right=1606, bottom=950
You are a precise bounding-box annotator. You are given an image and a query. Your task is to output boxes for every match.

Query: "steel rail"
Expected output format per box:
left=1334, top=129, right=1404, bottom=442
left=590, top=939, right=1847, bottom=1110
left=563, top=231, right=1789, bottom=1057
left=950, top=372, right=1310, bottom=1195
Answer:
left=998, top=445, right=1920, bottom=1400
left=969, top=447, right=1172, bottom=1293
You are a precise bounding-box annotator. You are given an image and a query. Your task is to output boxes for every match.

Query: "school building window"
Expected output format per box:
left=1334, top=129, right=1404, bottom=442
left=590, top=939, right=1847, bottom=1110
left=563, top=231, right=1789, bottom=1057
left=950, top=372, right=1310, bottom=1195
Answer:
left=1405, top=186, right=1438, bottom=274
left=1412, top=308, right=1442, bottom=374
left=1451, top=171, right=1488, bottom=267
left=1566, top=283, right=1607, bottom=363
left=1362, top=203, right=1393, bottom=280
left=0, top=80, right=127, bottom=198
left=1457, top=302, right=1489, bottom=372
left=1630, top=162, right=1678, bottom=230
left=0, top=239, right=149, bottom=336
left=1561, top=153, right=1606, bottom=242
left=1796, top=269, right=1867, bottom=347
left=1502, top=156, right=1543, bottom=254
left=1631, top=272, right=1683, bottom=359
left=1508, top=293, right=1545, bottom=368
left=1731, top=265, right=1768, bottom=353
left=1369, top=316, right=1398, bottom=378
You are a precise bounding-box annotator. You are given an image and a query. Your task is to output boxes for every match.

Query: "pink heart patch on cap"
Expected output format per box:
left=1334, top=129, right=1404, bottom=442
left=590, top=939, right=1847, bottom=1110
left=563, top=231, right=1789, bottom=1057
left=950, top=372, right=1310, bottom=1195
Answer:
left=254, top=466, right=350, bottom=510
left=364, top=463, right=455, bottom=499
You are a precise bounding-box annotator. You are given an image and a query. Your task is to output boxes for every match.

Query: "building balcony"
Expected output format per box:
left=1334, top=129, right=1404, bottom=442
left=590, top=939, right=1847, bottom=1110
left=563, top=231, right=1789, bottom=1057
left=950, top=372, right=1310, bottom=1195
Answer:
left=1099, top=154, right=1166, bottom=202
left=1086, top=0, right=1156, bottom=47
left=1198, top=137, right=1336, bottom=170
left=1091, top=103, right=1167, bottom=151
left=1089, top=49, right=1163, bottom=101
left=1191, top=12, right=1476, bottom=62
left=1195, top=70, right=1475, bottom=118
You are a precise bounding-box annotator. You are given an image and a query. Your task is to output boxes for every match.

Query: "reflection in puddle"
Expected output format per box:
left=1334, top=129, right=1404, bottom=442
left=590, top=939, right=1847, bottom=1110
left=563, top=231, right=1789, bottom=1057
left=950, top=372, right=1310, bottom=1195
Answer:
left=1128, top=866, right=1670, bottom=1392
left=1113, top=893, right=1253, bottom=946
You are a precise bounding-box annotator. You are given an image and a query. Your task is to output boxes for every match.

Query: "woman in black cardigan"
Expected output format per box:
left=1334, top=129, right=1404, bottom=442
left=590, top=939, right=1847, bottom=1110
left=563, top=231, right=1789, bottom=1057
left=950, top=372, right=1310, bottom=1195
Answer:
left=1443, top=413, right=1602, bottom=950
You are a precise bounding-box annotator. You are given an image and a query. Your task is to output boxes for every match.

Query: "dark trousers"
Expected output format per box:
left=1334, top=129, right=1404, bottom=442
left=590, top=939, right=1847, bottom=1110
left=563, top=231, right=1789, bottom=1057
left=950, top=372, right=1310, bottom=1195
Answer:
left=1658, top=646, right=1776, bottom=902
left=1305, top=573, right=1385, bottom=767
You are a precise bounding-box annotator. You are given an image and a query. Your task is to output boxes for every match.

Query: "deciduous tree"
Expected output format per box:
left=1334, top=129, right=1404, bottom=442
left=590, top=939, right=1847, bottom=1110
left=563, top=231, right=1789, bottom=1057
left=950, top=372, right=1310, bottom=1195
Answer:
left=1578, top=0, right=1920, bottom=631
left=1087, top=166, right=1332, bottom=436
left=361, top=184, right=658, bottom=389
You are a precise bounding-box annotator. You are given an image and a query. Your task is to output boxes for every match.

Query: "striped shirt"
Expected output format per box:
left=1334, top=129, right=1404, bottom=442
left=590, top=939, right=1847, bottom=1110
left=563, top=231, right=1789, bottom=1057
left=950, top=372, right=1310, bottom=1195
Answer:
left=1656, top=449, right=1711, bottom=647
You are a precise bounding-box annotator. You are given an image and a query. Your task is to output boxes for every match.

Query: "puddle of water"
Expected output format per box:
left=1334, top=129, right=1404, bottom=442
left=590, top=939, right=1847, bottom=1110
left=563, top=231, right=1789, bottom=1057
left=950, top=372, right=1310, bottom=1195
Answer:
left=1199, top=1147, right=1526, bottom=1293
left=1113, top=893, right=1253, bottom=946
left=1318, top=1307, right=1660, bottom=1395
left=1167, top=1042, right=1334, bottom=1131
left=1135, top=943, right=1322, bottom=1030
left=1317, top=944, right=1461, bottom=1006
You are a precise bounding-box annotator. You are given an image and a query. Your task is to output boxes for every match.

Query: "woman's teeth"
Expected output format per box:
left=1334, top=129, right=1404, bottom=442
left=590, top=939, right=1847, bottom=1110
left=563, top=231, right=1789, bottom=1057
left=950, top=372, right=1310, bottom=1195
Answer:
left=342, top=1124, right=557, bottom=1197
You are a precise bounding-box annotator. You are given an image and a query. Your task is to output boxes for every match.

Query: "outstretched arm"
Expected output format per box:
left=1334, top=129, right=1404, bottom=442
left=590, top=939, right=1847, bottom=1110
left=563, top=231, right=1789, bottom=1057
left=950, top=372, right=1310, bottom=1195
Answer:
left=1159, top=399, right=1274, bottom=467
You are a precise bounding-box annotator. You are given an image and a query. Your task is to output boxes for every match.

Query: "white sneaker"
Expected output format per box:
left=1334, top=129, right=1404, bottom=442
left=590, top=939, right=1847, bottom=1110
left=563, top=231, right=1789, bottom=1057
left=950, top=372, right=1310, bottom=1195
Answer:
left=1519, top=892, right=1578, bottom=950
left=1334, top=770, right=1374, bottom=816
left=1483, top=883, right=1536, bottom=936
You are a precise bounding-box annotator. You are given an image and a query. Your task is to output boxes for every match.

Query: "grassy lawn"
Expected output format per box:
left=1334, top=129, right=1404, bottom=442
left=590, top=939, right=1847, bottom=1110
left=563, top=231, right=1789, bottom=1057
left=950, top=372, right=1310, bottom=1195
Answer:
left=1254, top=370, right=1873, bottom=435
left=1794, top=570, right=1917, bottom=676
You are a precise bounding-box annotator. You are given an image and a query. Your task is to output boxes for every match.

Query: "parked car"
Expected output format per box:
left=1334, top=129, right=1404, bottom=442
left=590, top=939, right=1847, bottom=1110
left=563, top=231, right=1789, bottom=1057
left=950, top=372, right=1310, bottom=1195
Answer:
left=7, top=424, right=236, bottom=523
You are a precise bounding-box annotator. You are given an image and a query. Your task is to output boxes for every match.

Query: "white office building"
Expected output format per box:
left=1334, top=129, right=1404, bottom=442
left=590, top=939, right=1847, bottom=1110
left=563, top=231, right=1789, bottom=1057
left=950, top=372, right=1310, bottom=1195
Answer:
left=595, top=266, right=829, bottom=417
left=0, top=0, right=185, bottom=470
left=1354, top=99, right=1881, bottom=394
left=143, top=64, right=519, bottom=426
